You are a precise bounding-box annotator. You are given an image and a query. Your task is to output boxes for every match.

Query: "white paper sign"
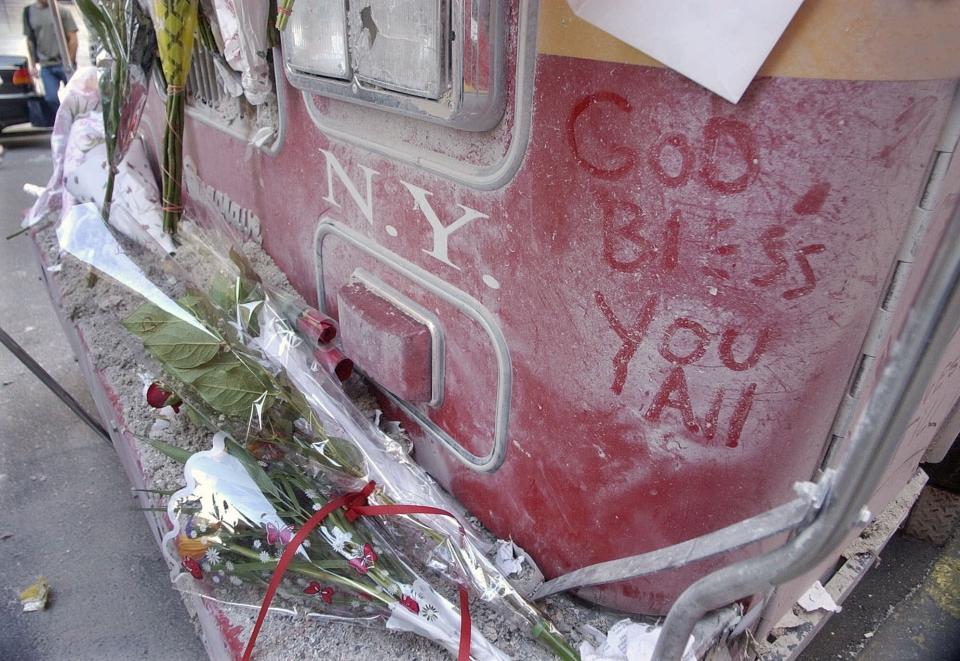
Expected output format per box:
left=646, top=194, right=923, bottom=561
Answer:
left=567, top=0, right=805, bottom=103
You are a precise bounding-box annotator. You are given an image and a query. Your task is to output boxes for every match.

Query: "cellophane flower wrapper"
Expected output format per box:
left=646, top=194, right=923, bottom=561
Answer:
left=167, top=431, right=507, bottom=660
left=55, top=203, right=577, bottom=660
left=25, top=67, right=101, bottom=230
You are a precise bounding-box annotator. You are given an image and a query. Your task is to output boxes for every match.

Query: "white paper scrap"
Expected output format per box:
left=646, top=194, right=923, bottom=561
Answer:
left=797, top=580, right=841, bottom=613
left=567, top=0, right=805, bottom=103
left=580, top=619, right=696, bottom=661
left=494, top=539, right=526, bottom=576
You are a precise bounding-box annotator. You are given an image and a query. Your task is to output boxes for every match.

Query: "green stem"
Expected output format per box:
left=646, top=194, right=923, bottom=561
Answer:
left=102, top=165, right=116, bottom=221
left=532, top=620, right=581, bottom=661
left=162, top=90, right=184, bottom=235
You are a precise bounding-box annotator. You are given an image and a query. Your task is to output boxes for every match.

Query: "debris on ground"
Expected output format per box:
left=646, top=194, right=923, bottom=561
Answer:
left=19, top=576, right=51, bottom=612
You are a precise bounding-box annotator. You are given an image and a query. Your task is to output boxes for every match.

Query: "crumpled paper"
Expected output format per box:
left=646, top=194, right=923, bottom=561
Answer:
left=203, top=0, right=272, bottom=105
left=797, top=580, right=841, bottom=613
left=19, top=576, right=51, bottom=612
left=494, top=539, right=526, bottom=576
left=580, top=619, right=696, bottom=661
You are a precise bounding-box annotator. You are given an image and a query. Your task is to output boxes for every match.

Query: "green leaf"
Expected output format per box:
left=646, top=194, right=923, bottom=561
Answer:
left=123, top=301, right=221, bottom=369
left=174, top=353, right=273, bottom=418
left=224, top=437, right=282, bottom=500
left=207, top=273, right=262, bottom=335
left=138, top=436, right=193, bottom=464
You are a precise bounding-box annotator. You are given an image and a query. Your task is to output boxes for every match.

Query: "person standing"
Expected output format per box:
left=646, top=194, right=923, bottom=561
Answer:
left=23, top=0, right=79, bottom=126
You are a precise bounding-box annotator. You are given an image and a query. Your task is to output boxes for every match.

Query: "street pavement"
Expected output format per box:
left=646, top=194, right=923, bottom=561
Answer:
left=804, top=528, right=960, bottom=660
left=0, top=128, right=204, bottom=660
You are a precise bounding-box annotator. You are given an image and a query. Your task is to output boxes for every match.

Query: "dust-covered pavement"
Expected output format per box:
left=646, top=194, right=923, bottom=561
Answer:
left=801, top=504, right=960, bottom=661
left=0, top=130, right=204, bottom=660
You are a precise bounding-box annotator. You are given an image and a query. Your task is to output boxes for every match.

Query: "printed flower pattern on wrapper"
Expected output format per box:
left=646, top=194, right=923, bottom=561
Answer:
left=303, top=582, right=335, bottom=604
left=320, top=526, right=352, bottom=554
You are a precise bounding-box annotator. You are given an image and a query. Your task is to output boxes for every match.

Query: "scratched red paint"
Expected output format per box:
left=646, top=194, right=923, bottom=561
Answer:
left=566, top=91, right=637, bottom=180
left=650, top=133, right=695, bottom=188
left=142, top=52, right=959, bottom=616
left=793, top=182, right=831, bottom=215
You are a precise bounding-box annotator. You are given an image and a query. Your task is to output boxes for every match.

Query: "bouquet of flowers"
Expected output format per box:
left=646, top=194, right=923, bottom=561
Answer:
left=56, top=203, right=578, bottom=660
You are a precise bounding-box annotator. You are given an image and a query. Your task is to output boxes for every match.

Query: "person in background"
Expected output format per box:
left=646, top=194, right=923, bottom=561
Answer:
left=23, top=0, right=78, bottom=125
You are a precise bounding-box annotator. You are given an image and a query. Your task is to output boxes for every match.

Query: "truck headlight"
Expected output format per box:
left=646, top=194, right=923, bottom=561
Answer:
left=285, top=2, right=349, bottom=78
left=347, top=0, right=445, bottom=99
left=281, top=0, right=506, bottom=131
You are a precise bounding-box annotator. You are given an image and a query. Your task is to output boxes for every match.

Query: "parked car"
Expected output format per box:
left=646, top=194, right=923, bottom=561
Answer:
left=0, top=54, right=46, bottom=132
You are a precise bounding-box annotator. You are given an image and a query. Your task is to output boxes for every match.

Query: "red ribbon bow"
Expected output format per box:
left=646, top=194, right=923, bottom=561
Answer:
left=241, top=481, right=471, bottom=661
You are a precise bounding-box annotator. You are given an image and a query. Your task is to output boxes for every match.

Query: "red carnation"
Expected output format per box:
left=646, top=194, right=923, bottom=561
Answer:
left=147, top=383, right=181, bottom=412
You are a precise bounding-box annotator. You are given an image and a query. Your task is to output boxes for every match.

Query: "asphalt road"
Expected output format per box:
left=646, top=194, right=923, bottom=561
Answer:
left=804, top=530, right=960, bottom=660
left=0, top=129, right=204, bottom=660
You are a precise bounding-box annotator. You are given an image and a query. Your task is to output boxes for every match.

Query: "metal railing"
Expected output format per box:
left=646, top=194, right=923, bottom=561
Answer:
left=653, top=193, right=960, bottom=660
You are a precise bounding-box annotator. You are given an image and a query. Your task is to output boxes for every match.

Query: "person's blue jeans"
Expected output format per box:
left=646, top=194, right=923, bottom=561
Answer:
left=39, top=64, right=70, bottom=126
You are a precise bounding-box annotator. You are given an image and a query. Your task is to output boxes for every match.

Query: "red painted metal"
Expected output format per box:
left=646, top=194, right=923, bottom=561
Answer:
left=313, top=347, right=353, bottom=382
left=337, top=281, right=433, bottom=403
left=297, top=308, right=338, bottom=345
left=143, top=34, right=960, bottom=615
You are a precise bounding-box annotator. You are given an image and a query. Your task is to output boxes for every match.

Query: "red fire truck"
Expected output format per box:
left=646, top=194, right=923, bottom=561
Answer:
left=35, top=0, right=960, bottom=657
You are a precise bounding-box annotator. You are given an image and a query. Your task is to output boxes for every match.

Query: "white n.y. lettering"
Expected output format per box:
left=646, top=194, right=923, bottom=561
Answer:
left=400, top=181, right=488, bottom=270
left=320, top=149, right=379, bottom=224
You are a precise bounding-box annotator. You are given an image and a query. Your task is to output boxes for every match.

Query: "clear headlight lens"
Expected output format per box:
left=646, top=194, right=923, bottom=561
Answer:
left=285, top=1, right=349, bottom=79
left=347, top=0, right=445, bottom=99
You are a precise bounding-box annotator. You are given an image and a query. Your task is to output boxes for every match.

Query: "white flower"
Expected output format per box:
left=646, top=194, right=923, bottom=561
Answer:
left=212, top=575, right=221, bottom=584
left=205, top=548, right=221, bottom=565
left=201, top=562, right=211, bottom=573
left=225, top=561, right=235, bottom=572
left=258, top=551, right=271, bottom=562
left=229, top=576, right=243, bottom=586
left=304, top=489, right=319, bottom=500
left=320, top=526, right=353, bottom=554
left=312, top=503, right=323, bottom=511
left=253, top=540, right=262, bottom=550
